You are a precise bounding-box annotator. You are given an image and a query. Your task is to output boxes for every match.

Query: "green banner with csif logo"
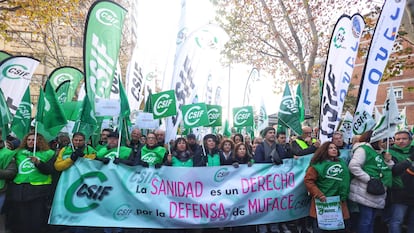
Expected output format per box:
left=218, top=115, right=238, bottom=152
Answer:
left=181, top=103, right=209, bottom=128
left=84, top=0, right=126, bottom=100
left=151, top=90, right=177, bottom=119
left=49, top=155, right=314, bottom=228
left=207, top=105, right=222, bottom=127
left=233, top=106, right=254, bottom=127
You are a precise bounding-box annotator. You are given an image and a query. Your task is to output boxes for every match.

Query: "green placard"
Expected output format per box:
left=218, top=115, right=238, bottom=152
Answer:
left=151, top=90, right=177, bottom=119
left=181, top=103, right=209, bottom=128
left=233, top=106, right=254, bottom=127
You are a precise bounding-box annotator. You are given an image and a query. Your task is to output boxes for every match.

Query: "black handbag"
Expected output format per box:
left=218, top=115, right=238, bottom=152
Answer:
left=366, top=178, right=385, bottom=195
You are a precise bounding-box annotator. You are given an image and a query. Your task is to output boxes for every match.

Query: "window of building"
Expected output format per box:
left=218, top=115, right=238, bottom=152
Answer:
left=388, top=87, right=403, bottom=100
left=70, top=37, right=82, bottom=47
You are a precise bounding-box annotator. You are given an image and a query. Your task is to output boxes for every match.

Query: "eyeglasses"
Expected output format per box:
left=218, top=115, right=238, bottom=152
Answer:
left=147, top=137, right=156, bottom=140
left=304, top=132, right=312, bottom=134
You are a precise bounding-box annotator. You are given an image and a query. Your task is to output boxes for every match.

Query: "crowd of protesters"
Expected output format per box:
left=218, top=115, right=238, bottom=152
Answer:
left=0, top=125, right=413, bottom=233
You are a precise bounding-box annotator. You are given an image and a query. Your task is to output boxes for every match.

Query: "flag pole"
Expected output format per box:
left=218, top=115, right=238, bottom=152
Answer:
left=33, top=121, right=38, bottom=155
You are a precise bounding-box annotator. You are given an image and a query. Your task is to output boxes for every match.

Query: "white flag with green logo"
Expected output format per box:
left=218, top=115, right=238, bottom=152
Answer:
left=0, top=56, right=39, bottom=115
left=181, top=103, right=209, bottom=128
left=233, top=106, right=254, bottom=127
left=371, top=86, right=402, bottom=142
left=151, top=90, right=177, bottom=119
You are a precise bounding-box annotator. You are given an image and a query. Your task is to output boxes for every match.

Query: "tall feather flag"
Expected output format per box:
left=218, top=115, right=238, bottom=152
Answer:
left=353, top=0, right=406, bottom=134
left=296, top=83, right=305, bottom=123
left=36, top=80, right=68, bottom=141
left=11, top=87, right=32, bottom=140
left=0, top=89, right=12, bottom=139
left=83, top=0, right=126, bottom=107
left=278, top=82, right=302, bottom=135
left=371, top=86, right=402, bottom=143
left=319, top=14, right=365, bottom=143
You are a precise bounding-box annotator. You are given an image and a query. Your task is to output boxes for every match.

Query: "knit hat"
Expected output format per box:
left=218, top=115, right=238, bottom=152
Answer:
left=187, top=133, right=196, bottom=140
left=108, top=131, right=119, bottom=138
left=262, top=127, right=275, bottom=137
left=203, top=134, right=217, bottom=143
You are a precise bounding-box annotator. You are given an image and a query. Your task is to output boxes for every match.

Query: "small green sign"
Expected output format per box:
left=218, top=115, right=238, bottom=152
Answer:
left=233, top=106, right=254, bottom=127
left=181, top=103, right=209, bottom=128
left=151, top=90, right=177, bottom=119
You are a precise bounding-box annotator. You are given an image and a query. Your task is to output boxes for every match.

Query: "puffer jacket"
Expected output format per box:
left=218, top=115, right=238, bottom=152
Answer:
left=348, top=142, right=394, bottom=209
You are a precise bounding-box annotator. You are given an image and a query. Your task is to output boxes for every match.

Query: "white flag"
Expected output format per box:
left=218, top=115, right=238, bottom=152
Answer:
left=353, top=0, right=406, bottom=134
left=371, top=86, right=402, bottom=142
left=0, top=56, right=40, bottom=115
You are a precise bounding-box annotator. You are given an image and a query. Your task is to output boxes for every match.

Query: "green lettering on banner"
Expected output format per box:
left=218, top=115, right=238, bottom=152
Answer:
left=64, top=171, right=111, bottom=213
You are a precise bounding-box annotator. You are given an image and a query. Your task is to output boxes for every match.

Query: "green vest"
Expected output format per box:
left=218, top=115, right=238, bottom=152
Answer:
left=140, top=146, right=166, bottom=166
left=97, top=146, right=131, bottom=160
left=171, top=157, right=193, bottom=167
left=13, top=149, right=54, bottom=185
left=311, top=159, right=350, bottom=201
left=295, top=138, right=317, bottom=149
left=207, top=153, right=221, bottom=166
left=360, top=145, right=392, bottom=187
left=389, top=144, right=414, bottom=188
left=0, top=147, right=16, bottom=189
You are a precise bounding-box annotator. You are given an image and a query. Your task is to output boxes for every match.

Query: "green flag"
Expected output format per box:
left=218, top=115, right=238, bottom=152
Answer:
left=0, top=50, right=11, bottom=62
left=73, top=95, right=98, bottom=142
left=55, top=80, right=71, bottom=104
left=181, top=103, right=209, bottom=128
left=49, top=66, right=83, bottom=102
left=296, top=83, right=305, bottom=123
left=0, top=89, right=12, bottom=139
left=278, top=82, right=302, bottom=135
left=119, top=81, right=131, bottom=146
left=11, top=87, right=31, bottom=140
left=151, top=90, right=177, bottom=119
left=223, top=119, right=231, bottom=138
left=206, top=105, right=222, bottom=127
left=84, top=1, right=126, bottom=100
left=36, top=80, right=68, bottom=139
left=233, top=106, right=254, bottom=127
left=143, top=91, right=153, bottom=113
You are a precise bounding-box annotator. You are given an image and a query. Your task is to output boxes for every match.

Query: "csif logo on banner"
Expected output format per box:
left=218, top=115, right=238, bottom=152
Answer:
left=154, top=94, right=173, bottom=116
left=64, top=171, right=113, bottom=213
left=2, top=64, right=30, bottom=80
left=184, top=105, right=205, bottom=127
left=207, top=108, right=220, bottom=125
left=53, top=73, right=74, bottom=87
left=234, top=108, right=251, bottom=126
left=96, top=8, right=120, bottom=27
